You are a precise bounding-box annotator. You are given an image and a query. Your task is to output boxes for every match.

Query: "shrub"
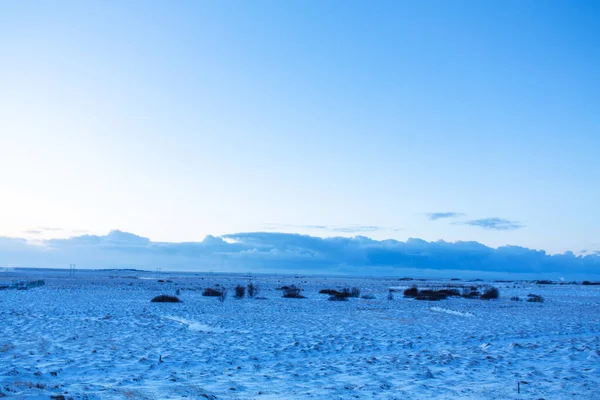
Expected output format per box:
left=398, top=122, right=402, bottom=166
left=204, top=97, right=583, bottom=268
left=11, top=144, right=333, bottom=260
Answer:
left=527, top=294, right=544, bottom=303
left=328, top=292, right=349, bottom=301
left=437, top=288, right=461, bottom=297
left=415, top=290, right=448, bottom=301
left=361, top=294, right=376, bottom=300
left=176, top=288, right=181, bottom=296
left=480, top=286, right=500, bottom=299
left=282, top=285, right=305, bottom=298
left=582, top=281, right=600, bottom=286
left=202, top=287, right=223, bottom=297
left=462, top=287, right=480, bottom=298
left=350, top=287, right=361, bottom=298
left=247, top=282, right=259, bottom=298
left=403, top=286, right=419, bottom=298
left=151, top=295, right=181, bottom=303
left=234, top=285, right=245, bottom=299
left=535, top=280, right=554, bottom=285
left=510, top=296, right=520, bottom=301
left=218, top=287, right=228, bottom=302
left=319, top=289, right=338, bottom=295
left=387, top=290, right=394, bottom=300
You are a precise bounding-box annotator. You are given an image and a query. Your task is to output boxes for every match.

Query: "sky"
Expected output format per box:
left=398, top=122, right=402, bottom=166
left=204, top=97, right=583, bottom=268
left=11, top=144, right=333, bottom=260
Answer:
left=1, top=1, right=599, bottom=259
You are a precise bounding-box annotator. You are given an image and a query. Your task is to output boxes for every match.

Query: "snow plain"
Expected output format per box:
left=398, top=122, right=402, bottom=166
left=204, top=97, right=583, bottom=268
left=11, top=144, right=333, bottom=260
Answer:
left=1, top=269, right=599, bottom=399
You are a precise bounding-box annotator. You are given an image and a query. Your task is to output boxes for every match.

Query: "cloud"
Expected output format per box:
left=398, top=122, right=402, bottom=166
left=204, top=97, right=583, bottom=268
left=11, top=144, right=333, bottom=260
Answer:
left=331, top=226, right=381, bottom=233
left=0, top=230, right=598, bottom=278
left=263, top=223, right=387, bottom=233
left=22, top=230, right=43, bottom=235
left=428, top=212, right=464, bottom=221
left=463, top=218, right=523, bottom=231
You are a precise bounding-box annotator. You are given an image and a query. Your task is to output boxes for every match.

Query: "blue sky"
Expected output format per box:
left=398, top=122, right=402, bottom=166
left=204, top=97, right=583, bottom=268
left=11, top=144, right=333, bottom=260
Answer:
left=1, top=1, right=599, bottom=257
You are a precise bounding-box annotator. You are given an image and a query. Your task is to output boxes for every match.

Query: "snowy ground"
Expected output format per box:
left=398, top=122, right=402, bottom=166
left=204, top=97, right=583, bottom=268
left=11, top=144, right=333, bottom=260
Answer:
left=1, top=269, right=599, bottom=399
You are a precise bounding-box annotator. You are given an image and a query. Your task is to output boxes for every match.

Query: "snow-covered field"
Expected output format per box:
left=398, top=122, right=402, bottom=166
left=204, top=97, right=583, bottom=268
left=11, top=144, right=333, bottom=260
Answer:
left=1, top=269, right=599, bottom=399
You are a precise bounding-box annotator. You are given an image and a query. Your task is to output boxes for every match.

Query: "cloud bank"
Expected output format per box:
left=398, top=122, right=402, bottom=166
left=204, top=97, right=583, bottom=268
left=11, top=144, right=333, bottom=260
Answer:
left=427, top=212, right=464, bottom=221
left=463, top=218, right=523, bottom=231
left=1, top=230, right=599, bottom=278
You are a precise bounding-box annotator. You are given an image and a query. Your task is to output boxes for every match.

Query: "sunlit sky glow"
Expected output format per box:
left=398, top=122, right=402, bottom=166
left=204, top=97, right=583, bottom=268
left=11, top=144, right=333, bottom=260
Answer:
left=1, top=1, right=599, bottom=255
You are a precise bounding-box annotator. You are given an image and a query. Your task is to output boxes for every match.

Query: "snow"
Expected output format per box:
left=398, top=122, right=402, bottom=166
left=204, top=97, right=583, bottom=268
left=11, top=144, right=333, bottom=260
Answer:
left=0, top=269, right=599, bottom=399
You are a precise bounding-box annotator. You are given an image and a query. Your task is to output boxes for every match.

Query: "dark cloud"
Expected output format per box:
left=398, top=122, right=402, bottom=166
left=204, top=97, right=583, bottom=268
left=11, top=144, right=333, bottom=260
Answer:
left=428, top=212, right=464, bottom=221
left=463, top=218, right=523, bottom=231
left=0, top=230, right=598, bottom=277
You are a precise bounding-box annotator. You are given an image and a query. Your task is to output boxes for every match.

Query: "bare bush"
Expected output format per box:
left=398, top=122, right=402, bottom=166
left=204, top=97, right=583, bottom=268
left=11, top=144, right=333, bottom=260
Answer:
left=462, top=287, right=480, bottom=298
left=480, top=286, right=500, bottom=299
left=247, top=282, right=259, bottom=298
left=415, top=290, right=448, bottom=301
left=202, top=287, right=223, bottom=297
left=218, top=287, right=228, bottom=302
left=527, top=293, right=544, bottom=303
left=151, top=295, right=181, bottom=303
left=282, top=285, right=305, bottom=298
left=328, top=292, right=348, bottom=301
left=319, top=289, right=338, bottom=295
left=234, top=285, right=245, bottom=299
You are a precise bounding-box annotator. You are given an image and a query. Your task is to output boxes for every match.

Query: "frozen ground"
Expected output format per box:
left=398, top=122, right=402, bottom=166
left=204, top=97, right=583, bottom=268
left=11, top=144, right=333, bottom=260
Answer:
left=1, top=269, right=599, bottom=399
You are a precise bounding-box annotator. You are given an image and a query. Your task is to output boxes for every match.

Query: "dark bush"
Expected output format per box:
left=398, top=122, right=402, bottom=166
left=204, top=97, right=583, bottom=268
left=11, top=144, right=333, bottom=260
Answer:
left=415, top=290, right=448, bottom=301
left=203, top=287, right=223, bottom=297
left=535, top=280, right=554, bottom=285
left=362, top=294, right=376, bottom=300
left=350, top=287, right=361, bottom=298
left=480, top=286, right=500, bottom=299
left=158, top=279, right=165, bottom=283
left=387, top=290, right=394, bottom=300
left=328, top=292, right=349, bottom=301
left=511, top=296, right=520, bottom=301
left=527, top=294, right=544, bottom=303
left=403, top=286, right=419, bottom=297
left=247, top=282, right=259, bottom=298
left=582, top=281, right=600, bottom=286
left=462, top=287, right=480, bottom=298
left=438, top=288, right=461, bottom=297
left=319, top=289, right=338, bottom=295
left=151, top=295, right=181, bottom=303
left=282, top=285, right=305, bottom=298
left=234, top=285, right=245, bottom=299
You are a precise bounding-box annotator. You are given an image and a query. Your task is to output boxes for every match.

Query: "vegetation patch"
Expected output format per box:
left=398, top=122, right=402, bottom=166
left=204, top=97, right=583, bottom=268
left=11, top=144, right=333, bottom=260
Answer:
left=403, top=285, right=499, bottom=301
left=151, top=295, right=181, bottom=303
left=202, top=287, right=224, bottom=297
left=480, top=286, right=500, bottom=299
left=321, top=287, right=360, bottom=299
left=247, top=282, right=259, bottom=298
left=527, top=294, right=544, bottom=303
left=234, top=285, right=245, bottom=299
left=282, top=285, right=305, bottom=298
